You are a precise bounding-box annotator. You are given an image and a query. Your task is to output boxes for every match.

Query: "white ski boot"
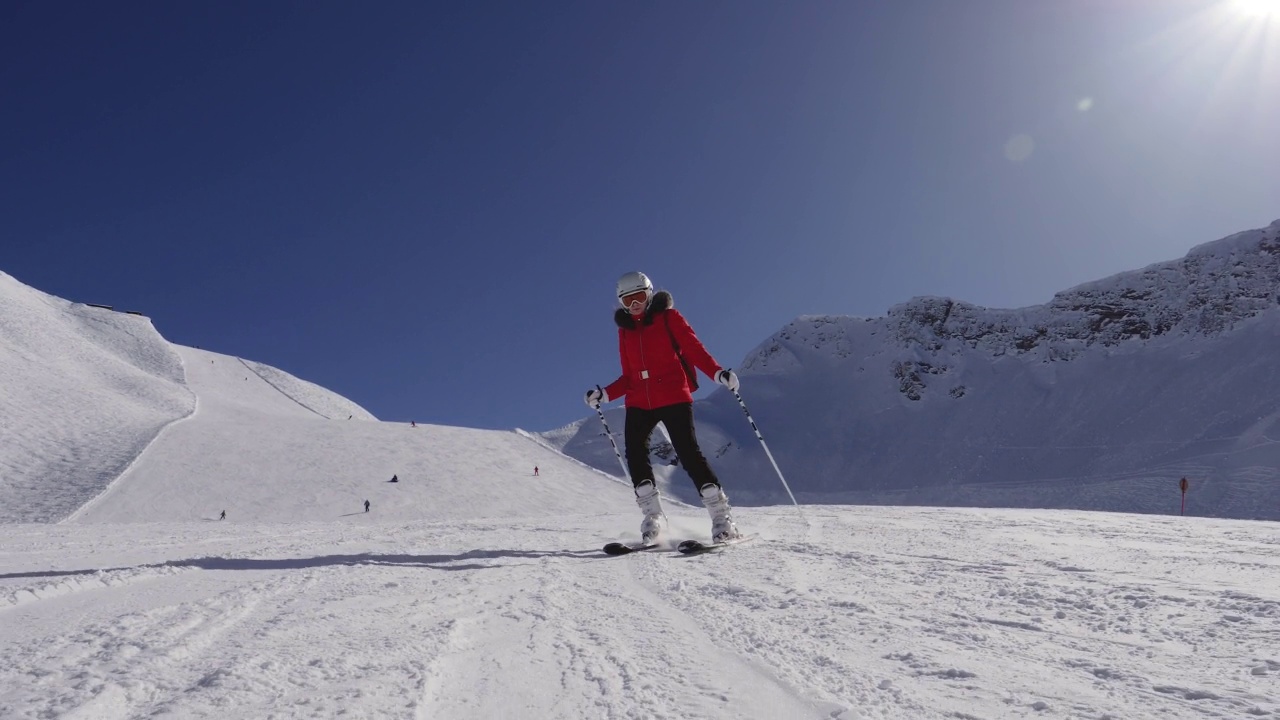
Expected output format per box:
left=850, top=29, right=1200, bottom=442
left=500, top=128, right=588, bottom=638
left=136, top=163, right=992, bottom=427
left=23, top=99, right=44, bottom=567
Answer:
left=699, top=483, right=741, bottom=543
left=635, top=480, right=666, bottom=543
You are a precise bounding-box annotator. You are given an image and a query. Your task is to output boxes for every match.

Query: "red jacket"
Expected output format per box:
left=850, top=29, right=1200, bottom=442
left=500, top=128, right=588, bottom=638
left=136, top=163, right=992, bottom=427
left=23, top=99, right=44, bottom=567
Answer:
left=604, top=291, right=722, bottom=410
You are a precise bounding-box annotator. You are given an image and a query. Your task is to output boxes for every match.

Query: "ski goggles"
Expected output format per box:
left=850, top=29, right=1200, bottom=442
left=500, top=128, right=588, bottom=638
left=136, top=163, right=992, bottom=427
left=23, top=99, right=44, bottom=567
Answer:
left=619, top=290, right=651, bottom=308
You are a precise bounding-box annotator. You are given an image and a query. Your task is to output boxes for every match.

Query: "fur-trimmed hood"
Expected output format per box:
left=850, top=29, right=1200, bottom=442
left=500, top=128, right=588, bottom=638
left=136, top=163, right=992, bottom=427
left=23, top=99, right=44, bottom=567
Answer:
left=615, top=290, right=672, bottom=328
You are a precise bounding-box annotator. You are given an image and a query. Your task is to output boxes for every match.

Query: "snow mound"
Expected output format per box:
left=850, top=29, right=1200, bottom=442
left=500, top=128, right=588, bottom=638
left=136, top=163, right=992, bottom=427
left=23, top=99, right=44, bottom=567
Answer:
left=0, top=271, right=193, bottom=522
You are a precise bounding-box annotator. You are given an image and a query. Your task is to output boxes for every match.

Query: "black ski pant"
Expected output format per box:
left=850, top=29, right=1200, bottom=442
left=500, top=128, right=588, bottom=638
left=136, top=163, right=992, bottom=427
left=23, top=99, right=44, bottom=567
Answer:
left=624, top=402, right=720, bottom=492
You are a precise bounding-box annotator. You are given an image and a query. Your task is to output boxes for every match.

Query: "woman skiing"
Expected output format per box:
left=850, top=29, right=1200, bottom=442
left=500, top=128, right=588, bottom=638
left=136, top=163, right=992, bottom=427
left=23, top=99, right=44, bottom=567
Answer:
left=585, top=271, right=742, bottom=543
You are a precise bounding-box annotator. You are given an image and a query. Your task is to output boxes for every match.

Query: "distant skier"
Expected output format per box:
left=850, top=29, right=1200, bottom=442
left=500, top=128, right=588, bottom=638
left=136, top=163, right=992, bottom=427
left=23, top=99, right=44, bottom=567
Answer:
left=411, top=420, right=417, bottom=428
left=219, top=510, right=226, bottom=520
left=364, top=499, right=370, bottom=513
left=390, top=474, right=398, bottom=483
left=534, top=466, right=539, bottom=476
left=584, top=271, right=742, bottom=544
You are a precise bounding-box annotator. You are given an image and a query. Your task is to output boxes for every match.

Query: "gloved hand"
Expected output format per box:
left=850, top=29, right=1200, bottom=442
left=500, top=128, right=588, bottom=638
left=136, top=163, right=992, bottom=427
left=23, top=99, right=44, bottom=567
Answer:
left=584, top=385, right=609, bottom=409
left=715, top=369, right=740, bottom=392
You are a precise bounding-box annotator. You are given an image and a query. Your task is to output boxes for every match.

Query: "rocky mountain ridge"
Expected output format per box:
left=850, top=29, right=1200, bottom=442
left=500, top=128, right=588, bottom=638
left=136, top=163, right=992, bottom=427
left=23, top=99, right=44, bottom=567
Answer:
left=551, top=220, right=1280, bottom=520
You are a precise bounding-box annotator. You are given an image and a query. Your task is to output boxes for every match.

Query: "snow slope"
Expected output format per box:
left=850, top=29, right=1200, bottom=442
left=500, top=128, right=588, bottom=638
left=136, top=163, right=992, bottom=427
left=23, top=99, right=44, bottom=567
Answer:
left=68, top=345, right=640, bottom=523
left=551, top=221, right=1280, bottom=520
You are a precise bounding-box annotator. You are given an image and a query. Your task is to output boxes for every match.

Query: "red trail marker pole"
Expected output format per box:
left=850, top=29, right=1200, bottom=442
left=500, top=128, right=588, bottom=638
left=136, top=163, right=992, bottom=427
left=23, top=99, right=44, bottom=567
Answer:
left=1179, top=477, right=1189, bottom=516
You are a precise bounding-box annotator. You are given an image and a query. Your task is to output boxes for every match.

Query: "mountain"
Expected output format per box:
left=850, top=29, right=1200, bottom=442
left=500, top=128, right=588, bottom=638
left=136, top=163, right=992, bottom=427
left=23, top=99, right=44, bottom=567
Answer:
left=548, top=220, right=1280, bottom=520
left=0, top=269, right=637, bottom=525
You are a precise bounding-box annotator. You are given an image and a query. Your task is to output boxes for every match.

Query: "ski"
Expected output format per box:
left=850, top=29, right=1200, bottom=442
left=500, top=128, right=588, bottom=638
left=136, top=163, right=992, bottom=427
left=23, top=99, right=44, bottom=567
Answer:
left=602, top=541, right=660, bottom=556
left=676, top=535, right=755, bottom=555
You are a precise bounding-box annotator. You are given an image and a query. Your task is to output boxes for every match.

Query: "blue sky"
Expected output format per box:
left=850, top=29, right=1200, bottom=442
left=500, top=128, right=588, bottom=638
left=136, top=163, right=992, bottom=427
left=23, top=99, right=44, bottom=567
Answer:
left=3, top=0, right=1278, bottom=431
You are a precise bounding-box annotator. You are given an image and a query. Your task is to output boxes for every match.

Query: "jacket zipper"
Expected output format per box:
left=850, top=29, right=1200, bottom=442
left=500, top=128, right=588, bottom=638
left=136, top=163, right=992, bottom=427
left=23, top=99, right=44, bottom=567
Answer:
left=638, top=326, right=652, bottom=408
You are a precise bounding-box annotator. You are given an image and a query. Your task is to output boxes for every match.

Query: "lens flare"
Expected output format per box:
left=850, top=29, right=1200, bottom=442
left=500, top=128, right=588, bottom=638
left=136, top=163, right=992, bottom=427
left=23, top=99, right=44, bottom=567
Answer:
left=1003, top=134, right=1035, bottom=163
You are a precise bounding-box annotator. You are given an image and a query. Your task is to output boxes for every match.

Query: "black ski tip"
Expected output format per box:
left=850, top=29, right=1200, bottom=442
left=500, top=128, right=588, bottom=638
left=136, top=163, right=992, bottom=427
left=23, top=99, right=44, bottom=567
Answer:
left=604, top=541, right=660, bottom=555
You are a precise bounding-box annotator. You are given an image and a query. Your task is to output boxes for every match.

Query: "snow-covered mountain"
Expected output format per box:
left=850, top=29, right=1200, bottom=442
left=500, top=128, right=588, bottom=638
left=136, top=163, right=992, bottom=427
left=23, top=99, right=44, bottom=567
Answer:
left=0, top=269, right=637, bottom=525
left=550, top=220, right=1280, bottom=520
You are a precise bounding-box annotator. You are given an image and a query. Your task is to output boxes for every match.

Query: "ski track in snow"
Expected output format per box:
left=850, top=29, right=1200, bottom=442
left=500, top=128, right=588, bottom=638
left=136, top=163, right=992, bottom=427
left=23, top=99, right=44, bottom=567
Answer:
left=2, top=509, right=1277, bottom=719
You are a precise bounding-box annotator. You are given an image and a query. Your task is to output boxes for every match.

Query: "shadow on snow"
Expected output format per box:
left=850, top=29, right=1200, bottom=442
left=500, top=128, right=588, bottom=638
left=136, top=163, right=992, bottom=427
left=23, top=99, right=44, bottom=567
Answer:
left=0, top=548, right=604, bottom=580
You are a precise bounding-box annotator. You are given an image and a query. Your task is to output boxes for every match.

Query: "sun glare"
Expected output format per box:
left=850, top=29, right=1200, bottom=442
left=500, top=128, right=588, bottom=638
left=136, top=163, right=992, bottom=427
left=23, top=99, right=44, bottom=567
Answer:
left=1104, top=0, right=1280, bottom=156
left=1233, top=0, right=1280, bottom=18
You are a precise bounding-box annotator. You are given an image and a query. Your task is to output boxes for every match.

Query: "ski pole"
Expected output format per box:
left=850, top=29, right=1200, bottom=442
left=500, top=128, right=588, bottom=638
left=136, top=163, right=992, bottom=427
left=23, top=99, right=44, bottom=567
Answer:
left=594, top=405, right=630, bottom=479
left=729, top=387, right=804, bottom=518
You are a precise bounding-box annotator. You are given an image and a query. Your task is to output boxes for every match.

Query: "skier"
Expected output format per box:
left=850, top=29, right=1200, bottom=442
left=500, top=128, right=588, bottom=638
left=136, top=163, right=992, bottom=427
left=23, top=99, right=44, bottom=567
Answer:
left=219, top=509, right=226, bottom=520
left=584, top=271, right=742, bottom=543
left=534, top=466, right=539, bottom=476
left=390, top=474, right=398, bottom=483
left=364, top=499, right=370, bottom=513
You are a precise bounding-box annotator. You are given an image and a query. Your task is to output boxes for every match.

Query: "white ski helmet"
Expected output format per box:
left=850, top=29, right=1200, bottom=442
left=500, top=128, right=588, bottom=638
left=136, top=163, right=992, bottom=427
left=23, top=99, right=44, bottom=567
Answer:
left=616, top=271, right=653, bottom=310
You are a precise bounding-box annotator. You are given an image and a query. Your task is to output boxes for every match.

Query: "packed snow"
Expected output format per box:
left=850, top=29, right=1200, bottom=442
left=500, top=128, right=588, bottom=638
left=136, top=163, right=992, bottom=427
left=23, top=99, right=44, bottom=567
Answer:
left=3, top=509, right=1277, bottom=718
left=1, top=253, right=1278, bottom=718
